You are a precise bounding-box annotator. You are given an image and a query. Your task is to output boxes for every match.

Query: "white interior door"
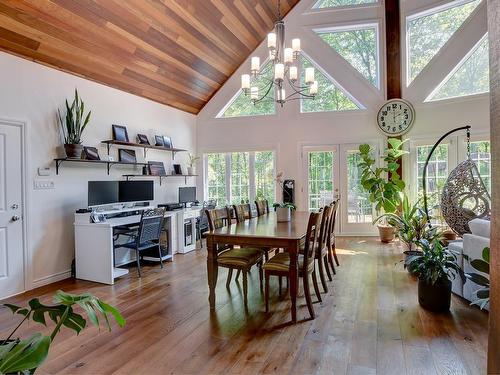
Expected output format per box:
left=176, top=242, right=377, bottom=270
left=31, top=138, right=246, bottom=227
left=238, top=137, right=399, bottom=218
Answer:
left=339, top=144, right=377, bottom=235
left=302, top=146, right=339, bottom=212
left=0, top=121, right=25, bottom=298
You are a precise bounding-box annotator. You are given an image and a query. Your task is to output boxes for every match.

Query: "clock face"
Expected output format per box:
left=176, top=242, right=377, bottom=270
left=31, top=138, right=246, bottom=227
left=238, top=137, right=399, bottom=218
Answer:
left=377, top=99, right=415, bottom=136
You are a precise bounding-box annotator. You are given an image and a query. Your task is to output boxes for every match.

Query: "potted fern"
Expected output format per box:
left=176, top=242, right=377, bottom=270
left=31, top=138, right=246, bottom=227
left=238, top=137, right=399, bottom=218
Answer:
left=358, top=139, right=408, bottom=242
left=57, top=89, right=91, bottom=158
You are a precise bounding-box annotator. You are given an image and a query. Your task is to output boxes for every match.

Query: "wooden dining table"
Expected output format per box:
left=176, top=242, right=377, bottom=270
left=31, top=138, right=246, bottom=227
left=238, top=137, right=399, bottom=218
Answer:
left=206, top=211, right=311, bottom=323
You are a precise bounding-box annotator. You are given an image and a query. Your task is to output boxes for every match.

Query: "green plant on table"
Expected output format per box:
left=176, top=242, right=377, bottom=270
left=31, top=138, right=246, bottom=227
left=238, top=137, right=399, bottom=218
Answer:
left=0, top=290, right=125, bottom=374
left=272, top=202, right=296, bottom=210
left=358, top=138, right=408, bottom=215
left=57, top=89, right=91, bottom=145
left=464, top=247, right=490, bottom=310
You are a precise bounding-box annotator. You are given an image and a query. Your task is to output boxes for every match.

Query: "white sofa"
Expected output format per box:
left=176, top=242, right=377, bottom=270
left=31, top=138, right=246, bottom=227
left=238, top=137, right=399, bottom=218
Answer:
left=448, top=218, right=490, bottom=310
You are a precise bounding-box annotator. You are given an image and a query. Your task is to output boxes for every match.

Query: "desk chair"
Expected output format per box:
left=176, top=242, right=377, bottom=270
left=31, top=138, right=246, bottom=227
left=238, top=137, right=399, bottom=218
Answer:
left=114, top=208, right=165, bottom=277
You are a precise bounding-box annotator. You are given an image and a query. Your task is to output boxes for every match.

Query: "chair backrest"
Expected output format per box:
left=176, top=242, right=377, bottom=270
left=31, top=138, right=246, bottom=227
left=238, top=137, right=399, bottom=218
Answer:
left=137, top=208, right=164, bottom=245
left=329, top=199, right=340, bottom=236
left=255, top=200, right=270, bottom=216
left=233, top=203, right=252, bottom=223
left=303, top=211, right=323, bottom=265
left=199, top=200, right=217, bottom=229
left=206, top=207, right=231, bottom=231
left=318, top=205, right=333, bottom=250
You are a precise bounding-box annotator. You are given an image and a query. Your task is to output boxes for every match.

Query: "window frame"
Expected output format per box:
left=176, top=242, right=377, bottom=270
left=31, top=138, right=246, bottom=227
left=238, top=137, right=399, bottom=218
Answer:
left=311, top=0, right=379, bottom=11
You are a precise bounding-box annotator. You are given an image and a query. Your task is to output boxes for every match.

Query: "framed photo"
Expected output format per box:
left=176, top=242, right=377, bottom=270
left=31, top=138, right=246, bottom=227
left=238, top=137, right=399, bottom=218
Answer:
left=118, top=149, right=137, bottom=163
left=148, top=161, right=166, bottom=176
left=163, top=136, right=172, bottom=149
left=173, top=164, right=182, bottom=175
left=112, top=124, right=129, bottom=142
left=154, top=135, right=164, bottom=147
left=137, top=134, right=150, bottom=145
left=83, top=146, right=100, bottom=160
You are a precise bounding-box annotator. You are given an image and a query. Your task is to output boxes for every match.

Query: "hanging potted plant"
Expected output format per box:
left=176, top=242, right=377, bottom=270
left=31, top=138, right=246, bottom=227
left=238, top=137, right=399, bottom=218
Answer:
left=358, top=139, right=408, bottom=242
left=406, top=239, right=464, bottom=312
left=57, top=89, right=92, bottom=158
left=187, top=153, right=200, bottom=175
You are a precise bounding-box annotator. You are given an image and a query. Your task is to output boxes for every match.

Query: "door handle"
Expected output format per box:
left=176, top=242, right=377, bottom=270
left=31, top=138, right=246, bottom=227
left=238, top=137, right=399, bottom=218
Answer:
left=11, top=215, right=21, bottom=222
left=11, top=204, right=19, bottom=210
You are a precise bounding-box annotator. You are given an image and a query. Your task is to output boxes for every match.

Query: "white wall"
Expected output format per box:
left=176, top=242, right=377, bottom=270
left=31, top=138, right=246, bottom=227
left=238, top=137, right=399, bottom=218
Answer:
left=0, top=52, right=196, bottom=289
left=196, top=0, right=490, bottom=212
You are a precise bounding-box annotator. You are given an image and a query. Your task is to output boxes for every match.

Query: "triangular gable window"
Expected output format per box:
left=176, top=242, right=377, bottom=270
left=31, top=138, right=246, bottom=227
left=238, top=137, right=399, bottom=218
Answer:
left=313, top=0, right=377, bottom=9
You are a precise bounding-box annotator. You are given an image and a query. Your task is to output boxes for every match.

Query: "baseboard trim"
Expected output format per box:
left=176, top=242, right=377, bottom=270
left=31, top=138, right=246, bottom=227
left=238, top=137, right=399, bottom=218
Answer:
left=32, top=269, right=71, bottom=289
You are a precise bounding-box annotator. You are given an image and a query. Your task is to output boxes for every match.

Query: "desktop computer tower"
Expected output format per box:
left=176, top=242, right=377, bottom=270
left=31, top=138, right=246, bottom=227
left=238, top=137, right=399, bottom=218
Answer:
left=283, top=179, right=295, bottom=204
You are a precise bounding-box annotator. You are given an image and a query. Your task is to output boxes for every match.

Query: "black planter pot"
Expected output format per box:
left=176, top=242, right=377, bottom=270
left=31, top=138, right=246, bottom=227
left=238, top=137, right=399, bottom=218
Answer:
left=418, top=278, right=452, bottom=312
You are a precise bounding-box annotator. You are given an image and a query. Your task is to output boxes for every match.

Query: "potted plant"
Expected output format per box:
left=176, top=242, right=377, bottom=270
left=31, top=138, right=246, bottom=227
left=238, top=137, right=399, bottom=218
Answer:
left=187, top=153, right=200, bottom=175
left=272, top=202, right=296, bottom=222
left=464, top=247, right=490, bottom=310
left=406, top=239, right=464, bottom=312
left=358, top=138, right=408, bottom=242
left=0, top=290, right=125, bottom=374
left=57, top=89, right=91, bottom=158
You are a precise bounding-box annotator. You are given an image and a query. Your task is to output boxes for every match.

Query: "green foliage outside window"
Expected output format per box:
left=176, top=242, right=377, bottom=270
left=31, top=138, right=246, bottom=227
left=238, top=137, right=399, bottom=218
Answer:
left=221, top=62, right=275, bottom=118
left=318, top=26, right=378, bottom=87
left=300, top=56, right=359, bottom=113
left=231, top=152, right=250, bottom=204
left=308, top=151, right=334, bottom=211
left=255, top=151, right=275, bottom=204
left=314, top=0, right=376, bottom=8
left=470, top=141, right=491, bottom=193
left=407, top=0, right=481, bottom=83
left=207, top=153, right=227, bottom=206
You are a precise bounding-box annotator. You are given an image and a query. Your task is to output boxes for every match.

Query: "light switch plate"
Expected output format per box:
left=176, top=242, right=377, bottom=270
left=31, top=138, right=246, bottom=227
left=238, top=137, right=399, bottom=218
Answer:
left=34, top=180, right=55, bottom=190
left=38, top=167, right=51, bottom=176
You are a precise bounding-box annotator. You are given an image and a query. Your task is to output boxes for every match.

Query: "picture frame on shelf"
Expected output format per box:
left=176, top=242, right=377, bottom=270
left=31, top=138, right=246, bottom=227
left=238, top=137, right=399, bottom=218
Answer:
left=154, top=135, right=164, bottom=147
left=112, top=124, right=129, bottom=142
left=118, top=149, right=137, bottom=163
left=83, top=146, right=100, bottom=160
left=163, top=136, right=172, bottom=149
left=173, top=164, right=182, bottom=175
left=137, top=134, right=150, bottom=145
left=148, top=161, right=167, bottom=176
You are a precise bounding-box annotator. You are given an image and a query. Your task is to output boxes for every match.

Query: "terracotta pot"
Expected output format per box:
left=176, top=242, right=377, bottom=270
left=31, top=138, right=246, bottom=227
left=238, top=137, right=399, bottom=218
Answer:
left=377, top=224, right=395, bottom=243
left=442, top=229, right=457, bottom=242
left=64, top=143, right=83, bottom=159
left=418, top=278, right=452, bottom=312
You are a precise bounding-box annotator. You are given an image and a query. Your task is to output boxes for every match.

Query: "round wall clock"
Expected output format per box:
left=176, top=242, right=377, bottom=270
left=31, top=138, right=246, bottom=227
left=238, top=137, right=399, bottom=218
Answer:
left=376, top=99, right=415, bottom=136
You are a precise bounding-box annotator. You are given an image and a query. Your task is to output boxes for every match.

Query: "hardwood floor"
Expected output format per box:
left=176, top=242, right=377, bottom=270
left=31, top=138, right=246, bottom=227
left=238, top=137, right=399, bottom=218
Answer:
left=0, top=237, right=488, bottom=374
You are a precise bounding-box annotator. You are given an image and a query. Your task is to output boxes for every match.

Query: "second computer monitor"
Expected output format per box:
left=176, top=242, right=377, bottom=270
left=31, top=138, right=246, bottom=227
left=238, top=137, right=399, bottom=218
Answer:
left=179, top=186, right=196, bottom=207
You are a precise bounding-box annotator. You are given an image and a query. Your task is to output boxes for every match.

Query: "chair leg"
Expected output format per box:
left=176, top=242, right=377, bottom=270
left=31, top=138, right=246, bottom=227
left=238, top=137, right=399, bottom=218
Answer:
left=235, top=269, right=241, bottom=281
left=158, top=245, right=163, bottom=269
left=265, top=272, right=270, bottom=312
left=328, top=250, right=336, bottom=275
left=226, top=268, right=233, bottom=288
left=333, top=242, right=340, bottom=266
left=136, top=249, right=141, bottom=278
left=324, top=255, right=332, bottom=281
left=312, top=269, right=322, bottom=303
left=303, top=274, right=315, bottom=319
left=278, top=276, right=283, bottom=297
left=259, top=263, right=264, bottom=293
left=242, top=271, right=248, bottom=307
left=318, top=257, right=328, bottom=293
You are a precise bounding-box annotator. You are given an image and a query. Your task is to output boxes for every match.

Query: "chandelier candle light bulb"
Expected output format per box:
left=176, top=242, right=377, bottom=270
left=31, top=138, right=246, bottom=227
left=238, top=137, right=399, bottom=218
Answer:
left=279, top=88, right=286, bottom=102
left=251, top=57, right=260, bottom=73
left=250, top=86, right=259, bottom=100
left=289, top=66, right=298, bottom=81
left=284, top=48, right=293, bottom=64
left=268, top=32, right=276, bottom=49
left=292, top=38, right=301, bottom=52
left=241, top=74, right=250, bottom=90
left=309, top=81, right=318, bottom=95
left=274, top=63, right=284, bottom=81
left=305, top=67, right=315, bottom=84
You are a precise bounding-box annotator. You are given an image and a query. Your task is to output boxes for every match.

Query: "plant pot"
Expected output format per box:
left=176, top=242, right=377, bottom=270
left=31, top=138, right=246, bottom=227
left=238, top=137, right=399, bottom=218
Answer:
left=187, top=166, right=195, bottom=175
left=64, top=143, right=83, bottom=159
left=377, top=224, right=395, bottom=243
left=276, top=207, right=291, bottom=222
left=418, top=278, right=452, bottom=312
left=442, top=229, right=457, bottom=243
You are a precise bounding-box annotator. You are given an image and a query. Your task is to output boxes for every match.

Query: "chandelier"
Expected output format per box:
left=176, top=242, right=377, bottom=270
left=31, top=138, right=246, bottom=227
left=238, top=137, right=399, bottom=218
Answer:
left=240, top=0, right=318, bottom=107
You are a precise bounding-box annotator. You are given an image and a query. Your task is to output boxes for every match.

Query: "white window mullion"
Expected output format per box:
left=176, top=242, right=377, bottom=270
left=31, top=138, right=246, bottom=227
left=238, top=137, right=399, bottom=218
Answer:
left=225, top=153, right=232, bottom=205
left=249, top=152, right=256, bottom=203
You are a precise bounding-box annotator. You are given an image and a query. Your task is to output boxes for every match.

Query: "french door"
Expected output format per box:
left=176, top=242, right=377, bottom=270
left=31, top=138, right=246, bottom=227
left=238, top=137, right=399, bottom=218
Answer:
left=302, top=146, right=340, bottom=212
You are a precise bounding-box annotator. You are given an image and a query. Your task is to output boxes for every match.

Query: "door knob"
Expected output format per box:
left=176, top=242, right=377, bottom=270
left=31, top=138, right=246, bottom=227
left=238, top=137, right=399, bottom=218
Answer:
left=11, top=215, right=20, bottom=222
left=11, top=204, right=19, bottom=209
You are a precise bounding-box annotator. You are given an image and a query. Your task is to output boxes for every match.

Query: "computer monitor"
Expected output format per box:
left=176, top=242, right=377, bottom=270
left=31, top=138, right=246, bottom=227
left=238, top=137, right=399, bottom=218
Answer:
left=119, top=180, right=154, bottom=203
left=179, top=186, right=196, bottom=207
left=88, top=181, right=119, bottom=207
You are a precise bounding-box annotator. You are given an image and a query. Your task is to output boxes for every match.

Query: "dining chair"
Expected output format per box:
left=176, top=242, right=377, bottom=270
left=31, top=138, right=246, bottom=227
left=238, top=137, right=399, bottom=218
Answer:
left=206, top=207, right=264, bottom=306
left=114, top=208, right=165, bottom=277
left=328, top=200, right=341, bottom=270
left=255, top=200, right=270, bottom=216
left=263, top=211, right=323, bottom=319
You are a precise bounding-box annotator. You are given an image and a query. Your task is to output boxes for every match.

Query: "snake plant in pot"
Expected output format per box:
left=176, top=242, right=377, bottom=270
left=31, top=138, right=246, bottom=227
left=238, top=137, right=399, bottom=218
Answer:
left=0, top=290, right=125, bottom=374
left=358, top=138, right=408, bottom=242
left=57, top=89, right=91, bottom=158
left=406, top=239, right=464, bottom=312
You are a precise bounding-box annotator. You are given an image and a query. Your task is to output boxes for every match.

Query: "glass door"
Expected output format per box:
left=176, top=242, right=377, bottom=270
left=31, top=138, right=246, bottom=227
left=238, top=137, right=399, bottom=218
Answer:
left=339, top=144, right=377, bottom=235
left=302, top=146, right=339, bottom=212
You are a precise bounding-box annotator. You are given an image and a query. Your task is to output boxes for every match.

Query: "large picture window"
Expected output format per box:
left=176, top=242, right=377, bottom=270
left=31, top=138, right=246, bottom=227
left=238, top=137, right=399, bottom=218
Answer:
left=254, top=151, right=276, bottom=204
left=346, top=151, right=372, bottom=223
left=231, top=152, right=250, bottom=204
left=470, top=140, right=491, bottom=193
left=307, top=151, right=334, bottom=211
left=206, top=153, right=227, bottom=205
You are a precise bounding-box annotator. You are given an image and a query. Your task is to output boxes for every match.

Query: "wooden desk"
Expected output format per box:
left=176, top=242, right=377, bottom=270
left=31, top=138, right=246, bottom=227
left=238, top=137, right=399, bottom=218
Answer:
left=206, top=211, right=311, bottom=323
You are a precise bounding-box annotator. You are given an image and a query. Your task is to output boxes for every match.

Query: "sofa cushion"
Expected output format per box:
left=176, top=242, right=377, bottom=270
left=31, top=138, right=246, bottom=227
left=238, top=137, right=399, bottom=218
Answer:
left=468, top=219, right=490, bottom=238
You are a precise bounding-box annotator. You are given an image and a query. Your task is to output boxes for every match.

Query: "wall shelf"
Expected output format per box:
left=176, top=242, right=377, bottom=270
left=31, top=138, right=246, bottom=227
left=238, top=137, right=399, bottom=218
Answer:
left=123, top=174, right=198, bottom=185
left=54, top=158, right=148, bottom=175
left=101, top=140, right=187, bottom=159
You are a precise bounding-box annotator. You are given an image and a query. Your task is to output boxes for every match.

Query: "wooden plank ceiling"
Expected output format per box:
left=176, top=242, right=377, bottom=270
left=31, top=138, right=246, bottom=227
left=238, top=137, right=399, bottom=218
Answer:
left=0, top=0, right=298, bottom=114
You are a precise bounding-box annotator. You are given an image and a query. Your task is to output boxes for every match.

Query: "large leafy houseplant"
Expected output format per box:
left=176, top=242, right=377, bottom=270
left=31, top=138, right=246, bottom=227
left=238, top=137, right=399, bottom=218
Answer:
left=358, top=138, right=408, bottom=242
left=57, top=89, right=91, bottom=158
left=406, top=239, right=464, bottom=311
left=464, top=247, right=490, bottom=310
left=0, top=290, right=125, bottom=374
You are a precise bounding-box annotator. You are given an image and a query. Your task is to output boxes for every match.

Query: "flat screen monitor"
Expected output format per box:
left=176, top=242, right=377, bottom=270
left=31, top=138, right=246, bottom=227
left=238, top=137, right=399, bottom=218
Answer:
left=119, top=181, right=154, bottom=203
left=179, top=186, right=196, bottom=204
left=88, top=181, right=119, bottom=207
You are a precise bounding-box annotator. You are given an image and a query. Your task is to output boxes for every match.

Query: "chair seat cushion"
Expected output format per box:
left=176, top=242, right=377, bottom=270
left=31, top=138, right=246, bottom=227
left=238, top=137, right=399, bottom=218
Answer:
left=217, top=248, right=263, bottom=267
left=263, top=253, right=313, bottom=273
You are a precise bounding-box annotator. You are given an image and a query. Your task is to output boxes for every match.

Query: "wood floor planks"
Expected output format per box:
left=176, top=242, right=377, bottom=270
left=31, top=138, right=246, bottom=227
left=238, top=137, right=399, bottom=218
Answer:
left=0, top=237, right=489, bottom=374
